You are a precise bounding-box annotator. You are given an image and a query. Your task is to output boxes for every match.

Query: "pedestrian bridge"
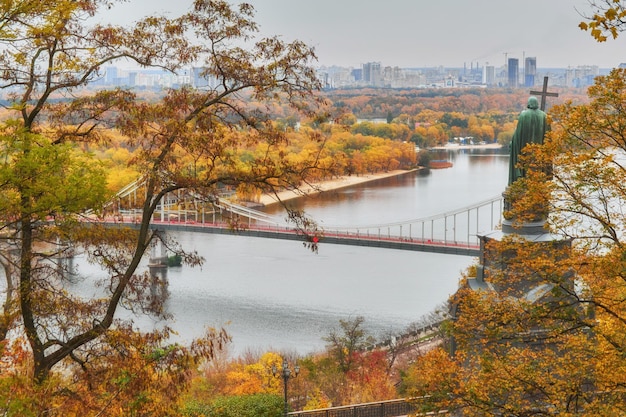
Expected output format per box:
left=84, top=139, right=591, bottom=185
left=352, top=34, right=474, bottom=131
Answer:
left=108, top=181, right=503, bottom=256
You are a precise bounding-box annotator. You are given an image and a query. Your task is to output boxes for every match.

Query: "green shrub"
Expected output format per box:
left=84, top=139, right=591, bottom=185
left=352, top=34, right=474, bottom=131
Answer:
left=182, top=393, right=283, bottom=417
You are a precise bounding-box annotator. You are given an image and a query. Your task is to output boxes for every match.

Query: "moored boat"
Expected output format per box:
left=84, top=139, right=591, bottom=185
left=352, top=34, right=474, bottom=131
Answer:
left=429, top=160, right=453, bottom=169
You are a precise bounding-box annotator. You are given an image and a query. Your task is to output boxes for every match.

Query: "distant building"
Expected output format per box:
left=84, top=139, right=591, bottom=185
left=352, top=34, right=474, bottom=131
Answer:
left=92, top=59, right=608, bottom=91
left=483, top=65, right=496, bottom=86
left=105, top=66, right=118, bottom=85
left=508, top=58, right=519, bottom=87
left=191, top=67, right=219, bottom=89
left=317, top=71, right=331, bottom=89
left=524, top=57, right=537, bottom=87
left=566, top=65, right=600, bottom=87
left=362, top=62, right=382, bottom=87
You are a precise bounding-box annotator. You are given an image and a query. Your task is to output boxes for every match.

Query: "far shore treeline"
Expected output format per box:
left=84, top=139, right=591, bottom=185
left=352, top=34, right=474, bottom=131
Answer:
left=0, top=86, right=587, bottom=201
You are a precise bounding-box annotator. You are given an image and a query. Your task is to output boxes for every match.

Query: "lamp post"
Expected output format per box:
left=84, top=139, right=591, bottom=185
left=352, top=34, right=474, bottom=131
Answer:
left=272, top=358, right=299, bottom=417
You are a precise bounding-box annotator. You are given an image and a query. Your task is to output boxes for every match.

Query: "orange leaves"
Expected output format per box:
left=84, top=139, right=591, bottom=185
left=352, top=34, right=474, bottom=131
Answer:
left=545, top=69, right=626, bottom=249
left=223, top=366, right=265, bottom=396
left=0, top=338, right=31, bottom=376
left=460, top=338, right=594, bottom=415
left=404, top=348, right=460, bottom=413
left=404, top=223, right=597, bottom=414
left=580, top=1, right=626, bottom=42
left=408, top=279, right=599, bottom=414
left=343, top=350, right=396, bottom=404
left=446, top=67, right=626, bottom=414
left=221, top=352, right=283, bottom=396
left=0, top=325, right=231, bottom=416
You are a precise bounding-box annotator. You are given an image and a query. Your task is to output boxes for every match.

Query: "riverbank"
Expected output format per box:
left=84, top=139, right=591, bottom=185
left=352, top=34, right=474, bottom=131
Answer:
left=259, top=169, right=420, bottom=206
left=430, top=143, right=503, bottom=150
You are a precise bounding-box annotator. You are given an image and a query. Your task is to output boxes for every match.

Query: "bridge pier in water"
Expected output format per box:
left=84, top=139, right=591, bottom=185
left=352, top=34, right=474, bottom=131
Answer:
left=148, top=238, right=170, bottom=308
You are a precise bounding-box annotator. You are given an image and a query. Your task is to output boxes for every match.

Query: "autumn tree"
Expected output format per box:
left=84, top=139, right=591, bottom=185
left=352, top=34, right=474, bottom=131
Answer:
left=579, top=0, right=626, bottom=41
left=285, top=317, right=396, bottom=407
left=0, top=0, right=323, bottom=411
left=404, top=68, right=626, bottom=416
left=323, top=316, right=374, bottom=374
left=537, top=70, right=626, bottom=413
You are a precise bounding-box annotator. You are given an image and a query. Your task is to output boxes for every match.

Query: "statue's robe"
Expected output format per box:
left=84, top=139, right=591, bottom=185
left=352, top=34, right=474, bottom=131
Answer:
left=508, top=96, right=548, bottom=185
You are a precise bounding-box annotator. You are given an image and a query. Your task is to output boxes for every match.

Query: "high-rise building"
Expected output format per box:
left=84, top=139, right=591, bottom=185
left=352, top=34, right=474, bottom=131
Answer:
left=566, top=65, right=600, bottom=87
left=483, top=65, right=496, bottom=86
left=508, top=58, right=519, bottom=88
left=191, top=67, right=219, bottom=89
left=105, top=66, right=118, bottom=85
left=524, top=57, right=537, bottom=87
left=362, top=62, right=382, bottom=87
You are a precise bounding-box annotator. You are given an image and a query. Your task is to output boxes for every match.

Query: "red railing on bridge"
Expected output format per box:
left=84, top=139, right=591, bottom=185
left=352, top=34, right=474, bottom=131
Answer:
left=145, top=219, right=481, bottom=256
left=107, top=189, right=502, bottom=255
left=101, top=213, right=481, bottom=255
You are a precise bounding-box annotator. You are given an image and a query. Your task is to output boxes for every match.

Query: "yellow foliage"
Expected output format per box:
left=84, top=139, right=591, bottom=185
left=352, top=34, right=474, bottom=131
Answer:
left=303, top=388, right=331, bottom=410
left=406, top=69, right=626, bottom=416
left=222, top=351, right=285, bottom=396
left=224, top=366, right=263, bottom=395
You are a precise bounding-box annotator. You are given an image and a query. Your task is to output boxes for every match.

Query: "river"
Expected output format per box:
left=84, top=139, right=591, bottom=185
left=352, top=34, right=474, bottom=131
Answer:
left=74, top=147, right=510, bottom=356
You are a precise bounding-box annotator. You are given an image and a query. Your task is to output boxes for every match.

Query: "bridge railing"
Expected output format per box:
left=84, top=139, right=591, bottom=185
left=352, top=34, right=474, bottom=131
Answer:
left=106, top=173, right=504, bottom=248
left=371, top=320, right=445, bottom=351
left=288, top=398, right=414, bottom=417
left=288, top=398, right=447, bottom=417
left=108, top=183, right=503, bottom=250
left=116, top=200, right=500, bottom=254
left=315, top=195, right=502, bottom=249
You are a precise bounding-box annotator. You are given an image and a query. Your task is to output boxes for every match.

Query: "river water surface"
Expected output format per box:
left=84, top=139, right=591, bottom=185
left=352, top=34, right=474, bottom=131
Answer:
left=73, top=147, right=510, bottom=356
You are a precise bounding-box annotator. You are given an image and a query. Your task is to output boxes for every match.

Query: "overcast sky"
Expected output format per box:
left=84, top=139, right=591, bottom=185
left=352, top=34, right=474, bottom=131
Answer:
left=106, top=0, right=626, bottom=69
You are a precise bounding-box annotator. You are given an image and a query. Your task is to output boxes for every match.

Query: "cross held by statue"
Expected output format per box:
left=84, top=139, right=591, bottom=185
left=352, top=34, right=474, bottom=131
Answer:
left=530, top=76, right=558, bottom=111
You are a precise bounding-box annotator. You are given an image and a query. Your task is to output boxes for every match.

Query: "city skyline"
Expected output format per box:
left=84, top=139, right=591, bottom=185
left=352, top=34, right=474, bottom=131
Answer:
left=103, top=0, right=626, bottom=69
left=98, top=60, right=599, bottom=91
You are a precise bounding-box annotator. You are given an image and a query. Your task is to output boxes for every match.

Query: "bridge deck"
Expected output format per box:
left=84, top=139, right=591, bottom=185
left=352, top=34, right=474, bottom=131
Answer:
left=106, top=189, right=501, bottom=257
left=108, top=220, right=480, bottom=256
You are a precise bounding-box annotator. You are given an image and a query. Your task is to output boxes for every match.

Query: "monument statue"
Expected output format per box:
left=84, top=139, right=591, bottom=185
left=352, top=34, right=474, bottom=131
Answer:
left=508, top=96, right=548, bottom=185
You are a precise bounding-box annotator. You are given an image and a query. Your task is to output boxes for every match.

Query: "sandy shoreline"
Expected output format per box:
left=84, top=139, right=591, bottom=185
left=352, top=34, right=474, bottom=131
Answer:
left=258, top=144, right=502, bottom=206
left=259, top=169, right=420, bottom=206
left=430, top=143, right=503, bottom=150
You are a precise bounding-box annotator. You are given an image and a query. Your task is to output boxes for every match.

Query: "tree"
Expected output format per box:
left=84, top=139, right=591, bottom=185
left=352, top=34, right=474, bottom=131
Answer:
left=579, top=0, right=626, bottom=41
left=0, top=0, right=322, bottom=402
left=322, top=316, right=374, bottom=374
left=221, top=352, right=283, bottom=396
left=537, top=73, right=626, bottom=410
left=344, top=349, right=396, bottom=404
left=404, top=68, right=626, bottom=416
left=403, top=226, right=596, bottom=415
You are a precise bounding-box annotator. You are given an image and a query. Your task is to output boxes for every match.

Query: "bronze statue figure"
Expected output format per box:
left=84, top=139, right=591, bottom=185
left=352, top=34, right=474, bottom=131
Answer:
left=508, top=96, right=548, bottom=185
